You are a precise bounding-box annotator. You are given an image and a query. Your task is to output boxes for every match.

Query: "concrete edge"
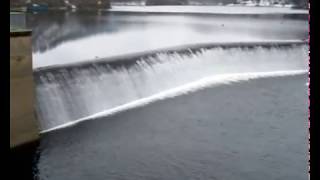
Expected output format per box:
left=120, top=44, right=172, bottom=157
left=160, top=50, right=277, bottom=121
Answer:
left=10, top=29, right=32, bottom=37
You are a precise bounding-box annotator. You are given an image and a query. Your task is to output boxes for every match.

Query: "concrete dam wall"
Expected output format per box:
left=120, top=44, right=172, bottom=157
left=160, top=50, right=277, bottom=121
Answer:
left=10, top=29, right=39, bottom=148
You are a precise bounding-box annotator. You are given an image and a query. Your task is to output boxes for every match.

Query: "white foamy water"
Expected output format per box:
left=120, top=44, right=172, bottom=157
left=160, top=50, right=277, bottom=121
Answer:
left=109, top=5, right=308, bottom=14
left=36, top=44, right=308, bottom=132
left=41, top=69, right=307, bottom=133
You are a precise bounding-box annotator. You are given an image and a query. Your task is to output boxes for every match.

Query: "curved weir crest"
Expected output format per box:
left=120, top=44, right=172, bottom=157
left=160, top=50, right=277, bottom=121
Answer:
left=41, top=69, right=307, bottom=133
left=35, top=42, right=309, bottom=132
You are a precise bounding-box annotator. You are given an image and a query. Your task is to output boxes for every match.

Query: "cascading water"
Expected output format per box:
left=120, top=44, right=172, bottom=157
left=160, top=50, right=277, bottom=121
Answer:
left=34, top=42, right=308, bottom=132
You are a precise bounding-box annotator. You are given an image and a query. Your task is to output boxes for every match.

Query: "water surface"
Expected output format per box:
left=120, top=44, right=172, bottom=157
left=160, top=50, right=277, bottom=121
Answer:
left=30, top=8, right=309, bottom=180
left=27, top=9, right=308, bottom=68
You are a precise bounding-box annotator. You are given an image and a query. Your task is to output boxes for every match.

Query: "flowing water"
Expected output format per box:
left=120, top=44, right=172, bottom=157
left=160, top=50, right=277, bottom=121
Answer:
left=27, top=9, right=308, bottom=132
left=24, top=6, right=310, bottom=180
left=27, top=10, right=308, bottom=68
left=35, top=43, right=308, bottom=131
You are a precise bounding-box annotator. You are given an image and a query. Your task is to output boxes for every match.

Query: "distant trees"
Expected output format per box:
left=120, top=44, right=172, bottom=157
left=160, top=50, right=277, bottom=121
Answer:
left=143, top=0, right=308, bottom=8
left=146, top=0, right=188, bottom=5
left=188, top=0, right=239, bottom=5
left=289, top=0, right=308, bottom=8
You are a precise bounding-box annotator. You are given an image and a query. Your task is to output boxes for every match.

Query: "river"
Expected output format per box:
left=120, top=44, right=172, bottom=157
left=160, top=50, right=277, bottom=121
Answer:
left=25, top=6, right=308, bottom=180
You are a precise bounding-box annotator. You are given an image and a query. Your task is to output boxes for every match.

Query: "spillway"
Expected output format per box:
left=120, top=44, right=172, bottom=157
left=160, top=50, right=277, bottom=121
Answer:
left=34, top=42, right=308, bottom=132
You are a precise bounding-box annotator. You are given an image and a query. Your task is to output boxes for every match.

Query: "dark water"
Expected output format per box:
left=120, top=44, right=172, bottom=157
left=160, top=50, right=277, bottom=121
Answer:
left=37, top=74, right=308, bottom=180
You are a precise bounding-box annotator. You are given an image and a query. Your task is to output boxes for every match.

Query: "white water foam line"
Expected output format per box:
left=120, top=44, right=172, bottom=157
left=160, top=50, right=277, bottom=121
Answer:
left=109, top=5, right=308, bottom=14
left=41, top=69, right=307, bottom=134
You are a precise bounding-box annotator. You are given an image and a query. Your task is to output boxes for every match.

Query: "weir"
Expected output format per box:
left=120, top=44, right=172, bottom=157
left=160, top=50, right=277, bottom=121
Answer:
left=34, top=41, right=307, bottom=71
left=34, top=42, right=308, bottom=132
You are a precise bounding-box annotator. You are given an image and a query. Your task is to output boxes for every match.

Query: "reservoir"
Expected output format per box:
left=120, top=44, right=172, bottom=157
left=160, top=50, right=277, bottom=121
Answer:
left=25, top=6, right=309, bottom=180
